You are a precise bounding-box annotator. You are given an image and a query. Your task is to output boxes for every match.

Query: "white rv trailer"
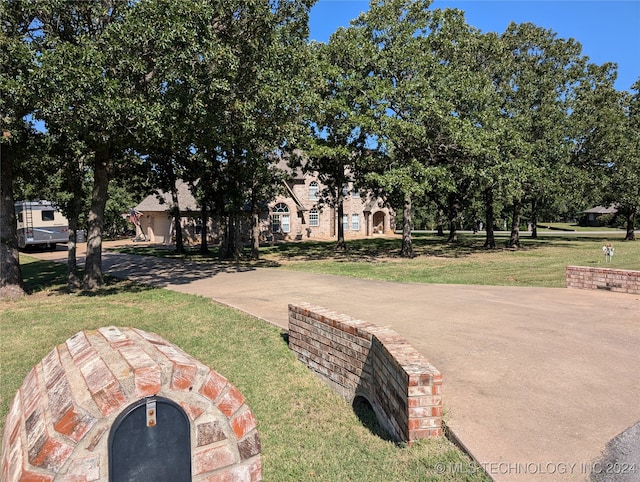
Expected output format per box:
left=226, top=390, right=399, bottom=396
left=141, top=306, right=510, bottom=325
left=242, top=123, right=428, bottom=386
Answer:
left=14, top=200, right=69, bottom=250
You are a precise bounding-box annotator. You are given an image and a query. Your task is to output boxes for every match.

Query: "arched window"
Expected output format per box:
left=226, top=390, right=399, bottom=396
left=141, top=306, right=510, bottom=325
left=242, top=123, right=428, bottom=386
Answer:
left=309, top=208, right=319, bottom=227
left=272, top=203, right=290, bottom=233
left=309, top=181, right=319, bottom=201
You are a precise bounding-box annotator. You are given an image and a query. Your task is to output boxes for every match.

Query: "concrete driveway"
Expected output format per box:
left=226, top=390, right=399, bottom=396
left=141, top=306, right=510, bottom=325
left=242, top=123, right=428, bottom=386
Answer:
left=30, top=244, right=640, bottom=481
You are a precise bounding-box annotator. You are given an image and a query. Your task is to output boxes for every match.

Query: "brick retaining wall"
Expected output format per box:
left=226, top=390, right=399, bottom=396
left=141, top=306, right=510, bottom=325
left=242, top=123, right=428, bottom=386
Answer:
left=1, top=327, right=261, bottom=481
left=566, top=266, right=640, bottom=294
left=288, top=303, right=442, bottom=445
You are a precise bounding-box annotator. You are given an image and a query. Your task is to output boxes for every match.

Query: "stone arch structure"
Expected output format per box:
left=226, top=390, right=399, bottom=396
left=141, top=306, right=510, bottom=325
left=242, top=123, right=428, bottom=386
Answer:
left=1, top=327, right=261, bottom=481
left=288, top=303, right=442, bottom=445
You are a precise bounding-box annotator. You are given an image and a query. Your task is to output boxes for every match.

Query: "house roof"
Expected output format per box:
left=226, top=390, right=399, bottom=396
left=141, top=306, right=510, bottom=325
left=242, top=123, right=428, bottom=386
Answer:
left=583, top=205, right=617, bottom=215
left=135, top=180, right=198, bottom=213
left=275, top=156, right=305, bottom=180
left=283, top=181, right=307, bottom=212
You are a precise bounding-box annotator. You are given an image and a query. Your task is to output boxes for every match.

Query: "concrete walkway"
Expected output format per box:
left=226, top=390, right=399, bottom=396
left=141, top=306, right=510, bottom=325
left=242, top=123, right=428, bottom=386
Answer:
left=31, top=244, right=640, bottom=481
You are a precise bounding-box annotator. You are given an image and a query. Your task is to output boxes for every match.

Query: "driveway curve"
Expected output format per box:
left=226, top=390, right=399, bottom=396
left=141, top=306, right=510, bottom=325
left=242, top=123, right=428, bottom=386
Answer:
left=32, top=245, right=640, bottom=481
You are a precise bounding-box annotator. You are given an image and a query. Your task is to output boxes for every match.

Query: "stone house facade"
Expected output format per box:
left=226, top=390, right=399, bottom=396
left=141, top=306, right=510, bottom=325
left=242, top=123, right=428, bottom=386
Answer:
left=268, top=168, right=394, bottom=242
left=133, top=173, right=394, bottom=245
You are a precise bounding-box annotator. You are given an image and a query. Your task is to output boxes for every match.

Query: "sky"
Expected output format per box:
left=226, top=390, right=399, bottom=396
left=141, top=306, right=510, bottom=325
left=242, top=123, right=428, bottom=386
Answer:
left=308, top=0, right=640, bottom=92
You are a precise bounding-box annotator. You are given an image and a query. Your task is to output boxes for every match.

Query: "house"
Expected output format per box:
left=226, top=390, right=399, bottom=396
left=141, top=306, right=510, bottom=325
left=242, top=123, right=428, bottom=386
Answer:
left=133, top=170, right=395, bottom=245
left=268, top=165, right=395, bottom=241
left=581, top=205, right=618, bottom=227
left=132, top=179, right=206, bottom=244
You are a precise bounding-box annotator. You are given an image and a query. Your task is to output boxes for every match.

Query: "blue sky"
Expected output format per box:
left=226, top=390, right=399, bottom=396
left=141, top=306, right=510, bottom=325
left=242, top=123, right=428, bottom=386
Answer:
left=309, top=0, right=639, bottom=92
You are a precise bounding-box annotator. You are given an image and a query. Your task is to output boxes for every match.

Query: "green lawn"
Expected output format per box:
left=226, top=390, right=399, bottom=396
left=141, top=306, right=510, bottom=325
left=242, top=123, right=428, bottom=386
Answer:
left=0, top=257, right=487, bottom=481
left=5, top=234, right=636, bottom=479
left=265, top=233, right=640, bottom=287
left=115, top=231, right=640, bottom=288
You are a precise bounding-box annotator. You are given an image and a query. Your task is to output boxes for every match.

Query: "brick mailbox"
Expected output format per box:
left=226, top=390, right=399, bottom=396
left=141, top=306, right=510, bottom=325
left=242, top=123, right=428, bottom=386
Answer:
left=1, top=327, right=261, bottom=481
left=108, top=397, right=191, bottom=481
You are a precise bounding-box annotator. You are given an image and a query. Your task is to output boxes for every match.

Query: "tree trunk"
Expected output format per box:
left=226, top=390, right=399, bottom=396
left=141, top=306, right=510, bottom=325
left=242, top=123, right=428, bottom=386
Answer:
left=483, top=188, right=496, bottom=249
left=335, top=193, right=346, bottom=251
left=531, top=198, right=538, bottom=239
left=170, top=186, right=185, bottom=255
left=508, top=200, right=522, bottom=248
left=447, top=195, right=459, bottom=244
left=0, top=141, right=25, bottom=299
left=400, top=193, right=414, bottom=258
left=83, top=149, right=109, bottom=290
left=436, top=208, right=445, bottom=236
left=173, top=209, right=184, bottom=254
left=219, top=216, right=229, bottom=259
left=67, top=194, right=84, bottom=291
left=625, top=208, right=636, bottom=241
left=250, top=206, right=260, bottom=260
left=220, top=213, right=242, bottom=260
left=199, top=202, right=210, bottom=255
left=232, top=214, right=242, bottom=260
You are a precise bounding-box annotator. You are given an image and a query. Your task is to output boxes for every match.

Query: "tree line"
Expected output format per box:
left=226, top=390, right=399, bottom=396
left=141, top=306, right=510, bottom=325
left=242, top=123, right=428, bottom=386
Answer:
left=1, top=0, right=638, bottom=297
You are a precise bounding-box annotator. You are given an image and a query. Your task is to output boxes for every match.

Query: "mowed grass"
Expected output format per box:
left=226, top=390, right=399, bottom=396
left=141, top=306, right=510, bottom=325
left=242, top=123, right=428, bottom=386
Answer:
left=116, top=232, right=639, bottom=288
left=0, top=257, right=487, bottom=481
left=260, top=233, right=640, bottom=287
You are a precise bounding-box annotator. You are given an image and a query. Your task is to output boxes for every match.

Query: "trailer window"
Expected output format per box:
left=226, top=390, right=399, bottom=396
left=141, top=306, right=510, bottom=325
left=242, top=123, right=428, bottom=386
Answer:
left=41, top=210, right=55, bottom=222
left=17, top=212, right=23, bottom=223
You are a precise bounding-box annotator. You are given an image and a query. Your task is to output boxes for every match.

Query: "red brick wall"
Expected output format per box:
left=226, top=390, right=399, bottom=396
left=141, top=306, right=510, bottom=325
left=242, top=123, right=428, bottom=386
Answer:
left=1, top=327, right=261, bottom=481
left=288, top=303, right=442, bottom=444
left=566, top=266, right=640, bottom=294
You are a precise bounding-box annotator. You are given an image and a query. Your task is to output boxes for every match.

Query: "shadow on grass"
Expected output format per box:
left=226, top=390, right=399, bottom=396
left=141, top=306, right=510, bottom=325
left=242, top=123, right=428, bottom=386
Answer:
left=78, top=277, right=159, bottom=297
left=261, top=233, right=570, bottom=262
left=21, top=259, right=69, bottom=294
left=279, top=328, right=394, bottom=444
left=21, top=259, right=157, bottom=298
left=115, top=234, right=608, bottom=265
left=113, top=245, right=282, bottom=268
left=352, top=396, right=395, bottom=443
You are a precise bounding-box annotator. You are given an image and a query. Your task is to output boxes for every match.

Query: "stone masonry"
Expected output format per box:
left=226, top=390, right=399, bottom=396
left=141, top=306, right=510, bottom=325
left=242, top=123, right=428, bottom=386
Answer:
left=566, top=266, right=640, bottom=294
left=1, top=327, right=261, bottom=481
left=288, top=303, right=443, bottom=445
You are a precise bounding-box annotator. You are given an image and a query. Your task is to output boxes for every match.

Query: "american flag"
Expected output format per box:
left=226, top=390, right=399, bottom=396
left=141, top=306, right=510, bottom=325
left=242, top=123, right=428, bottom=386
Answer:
left=129, top=208, right=142, bottom=226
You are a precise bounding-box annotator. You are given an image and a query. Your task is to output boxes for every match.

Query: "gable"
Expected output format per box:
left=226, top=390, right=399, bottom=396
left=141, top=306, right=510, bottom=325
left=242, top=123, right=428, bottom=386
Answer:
left=135, top=180, right=198, bottom=213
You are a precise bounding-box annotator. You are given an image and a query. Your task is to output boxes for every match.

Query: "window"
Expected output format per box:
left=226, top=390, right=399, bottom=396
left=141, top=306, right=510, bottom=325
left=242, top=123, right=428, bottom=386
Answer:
left=272, top=203, right=290, bottom=233
left=309, top=181, right=319, bottom=201
left=351, top=214, right=360, bottom=231
left=41, top=210, right=55, bottom=222
left=342, top=214, right=349, bottom=231
left=309, top=208, right=319, bottom=227
left=352, top=188, right=360, bottom=198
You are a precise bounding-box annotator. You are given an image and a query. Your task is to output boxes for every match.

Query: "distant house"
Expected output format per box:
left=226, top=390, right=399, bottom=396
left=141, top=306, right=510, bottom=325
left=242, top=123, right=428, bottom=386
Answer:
left=133, top=180, right=204, bottom=244
left=269, top=165, right=394, bottom=242
left=133, top=170, right=394, bottom=245
left=581, top=205, right=618, bottom=227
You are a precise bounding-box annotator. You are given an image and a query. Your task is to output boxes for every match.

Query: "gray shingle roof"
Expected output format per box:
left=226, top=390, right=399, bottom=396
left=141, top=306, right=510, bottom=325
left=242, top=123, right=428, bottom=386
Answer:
left=135, top=180, right=198, bottom=213
left=582, top=205, right=617, bottom=215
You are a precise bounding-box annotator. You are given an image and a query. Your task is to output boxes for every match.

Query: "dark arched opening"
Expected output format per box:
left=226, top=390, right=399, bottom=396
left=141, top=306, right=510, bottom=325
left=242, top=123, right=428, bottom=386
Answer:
left=352, top=395, right=393, bottom=442
left=108, top=396, right=191, bottom=482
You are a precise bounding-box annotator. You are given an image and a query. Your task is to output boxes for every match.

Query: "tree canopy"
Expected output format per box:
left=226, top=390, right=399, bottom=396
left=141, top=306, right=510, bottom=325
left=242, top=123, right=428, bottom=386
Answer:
left=1, top=0, right=637, bottom=296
